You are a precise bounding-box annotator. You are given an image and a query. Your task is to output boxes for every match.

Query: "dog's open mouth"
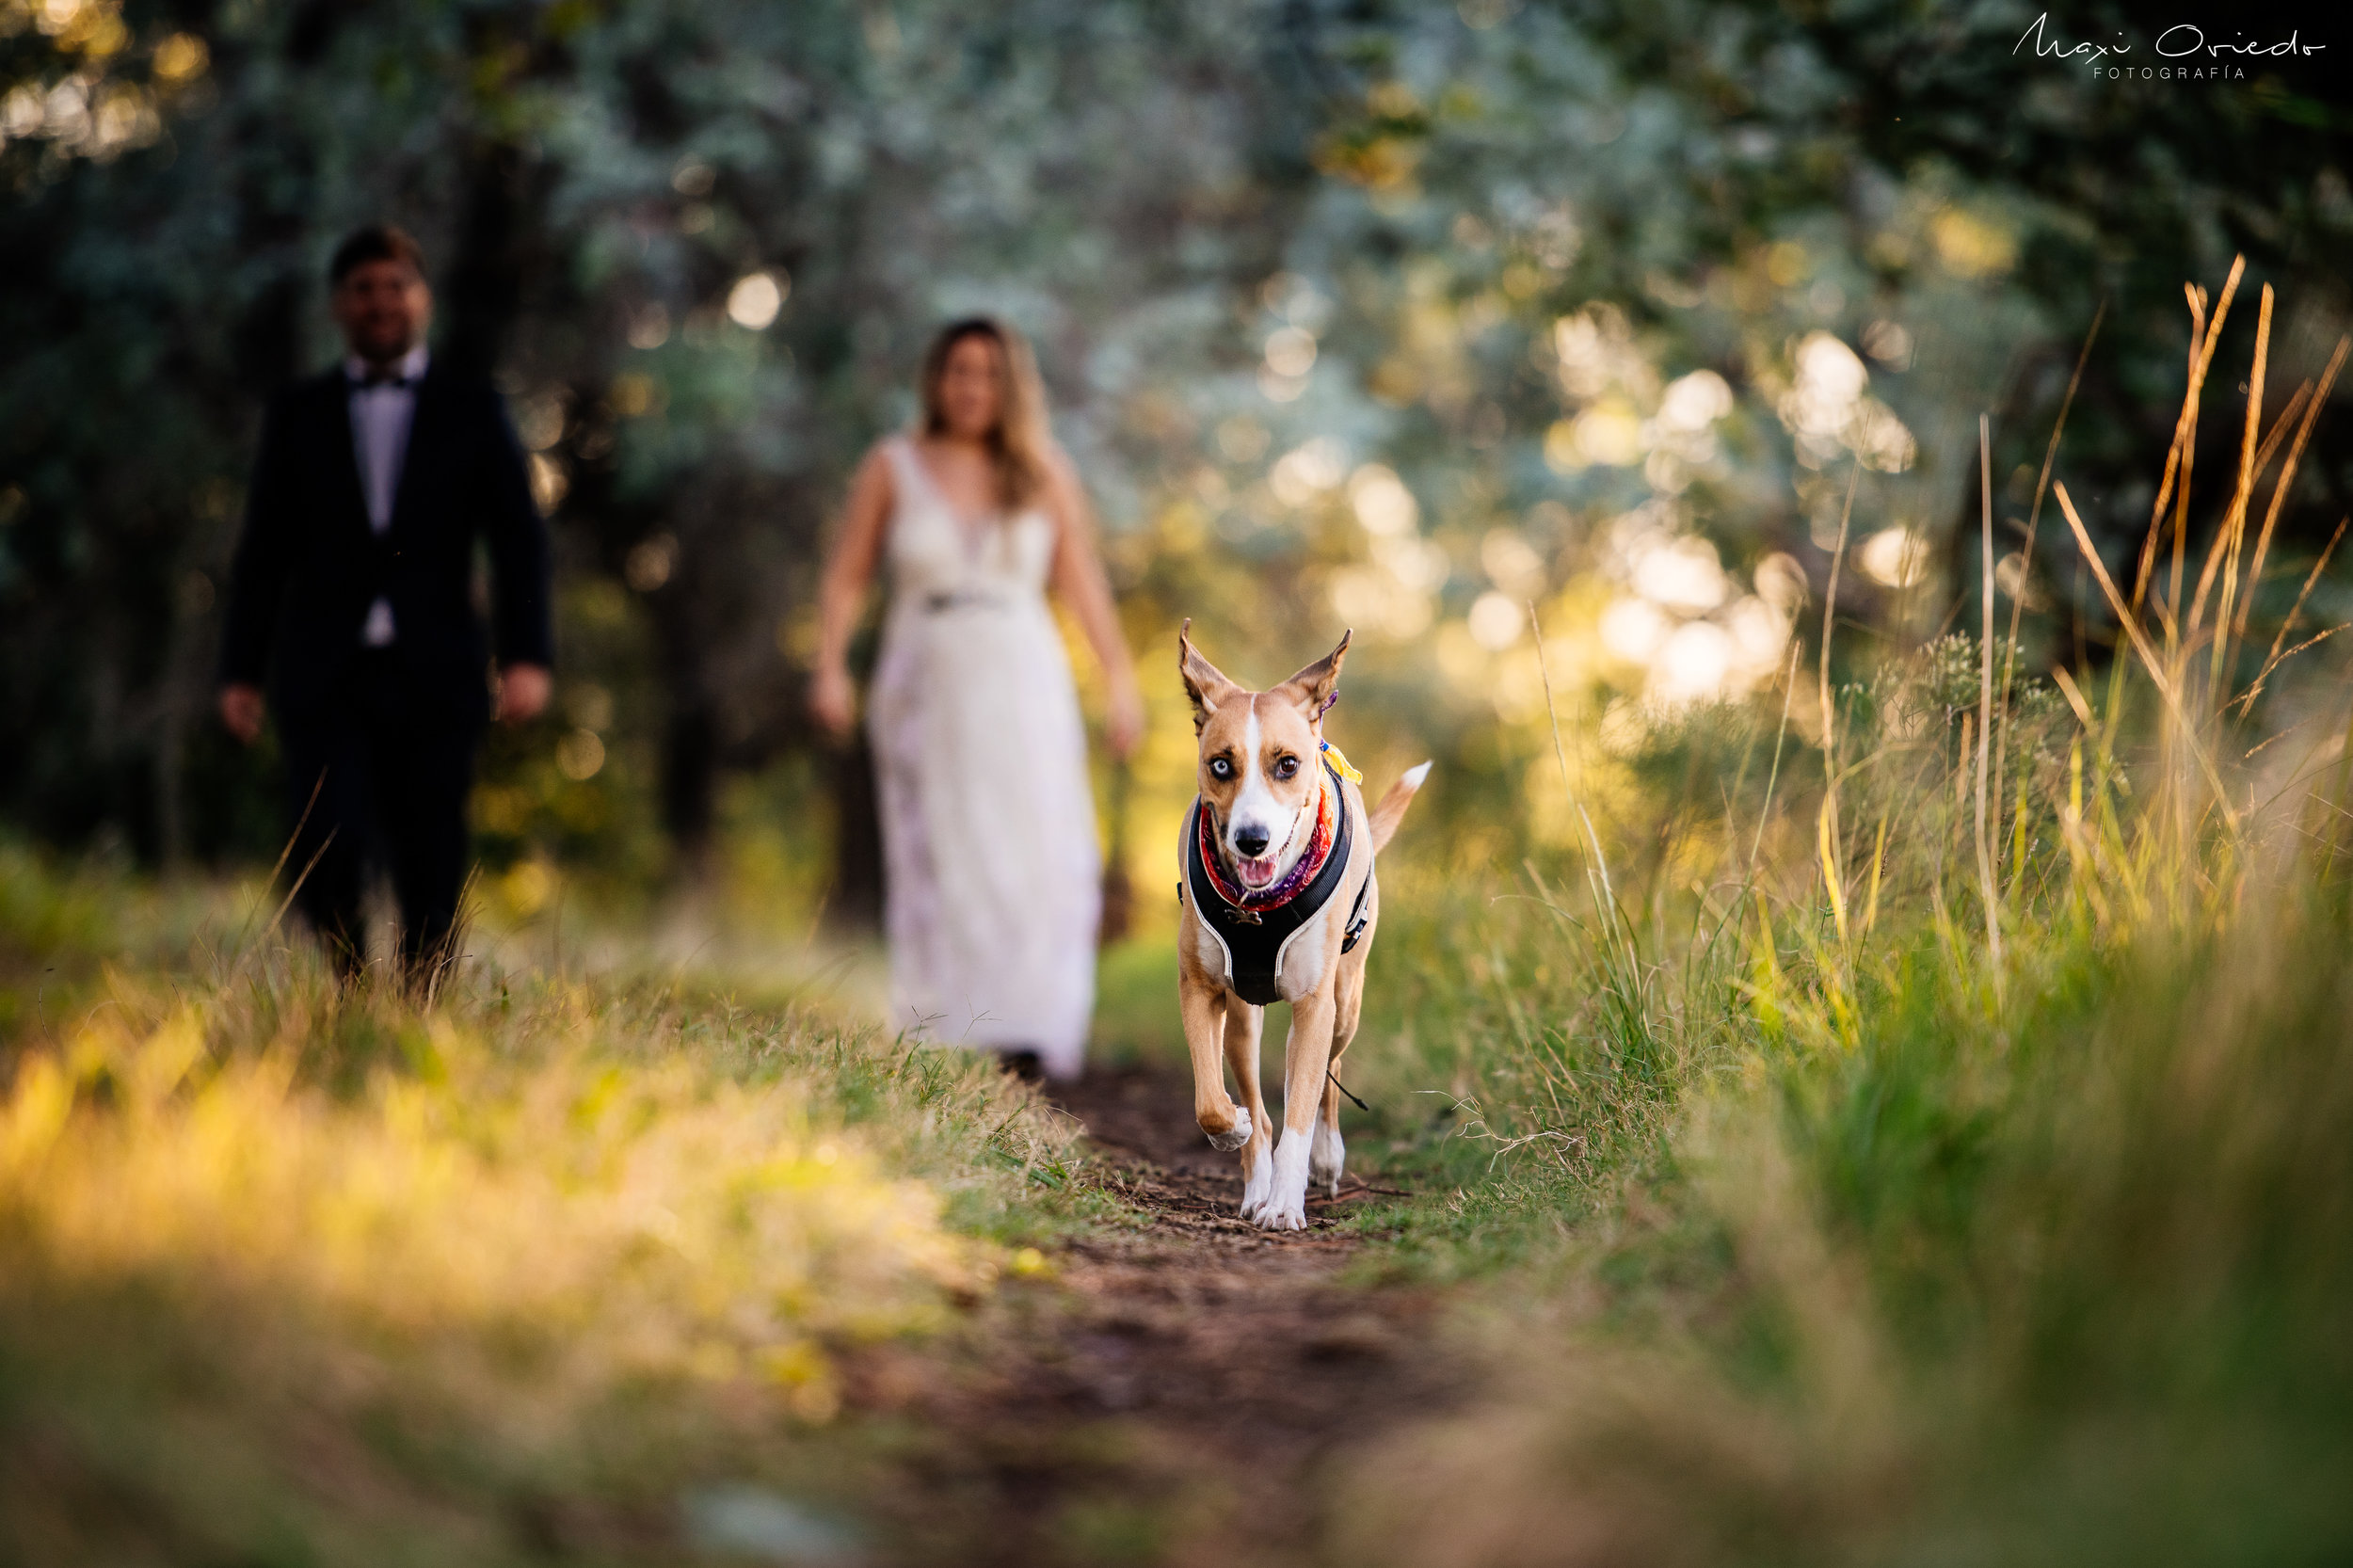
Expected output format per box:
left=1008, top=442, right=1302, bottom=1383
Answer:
left=1235, top=854, right=1280, bottom=890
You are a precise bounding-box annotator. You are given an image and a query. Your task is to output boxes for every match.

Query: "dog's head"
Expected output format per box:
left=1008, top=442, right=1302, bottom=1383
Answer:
left=1178, top=620, right=1351, bottom=891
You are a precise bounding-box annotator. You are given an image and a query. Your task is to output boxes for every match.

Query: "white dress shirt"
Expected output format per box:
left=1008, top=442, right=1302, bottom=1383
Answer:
left=345, top=344, right=429, bottom=647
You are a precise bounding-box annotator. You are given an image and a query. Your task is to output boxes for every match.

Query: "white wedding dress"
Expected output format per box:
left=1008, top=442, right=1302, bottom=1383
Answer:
left=866, top=437, right=1099, bottom=1079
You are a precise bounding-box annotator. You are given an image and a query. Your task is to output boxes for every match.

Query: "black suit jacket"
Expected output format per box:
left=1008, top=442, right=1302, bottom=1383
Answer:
left=218, top=360, right=552, bottom=728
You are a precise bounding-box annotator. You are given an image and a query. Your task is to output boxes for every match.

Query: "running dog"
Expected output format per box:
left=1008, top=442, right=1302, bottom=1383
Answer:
left=1176, top=621, right=1428, bottom=1230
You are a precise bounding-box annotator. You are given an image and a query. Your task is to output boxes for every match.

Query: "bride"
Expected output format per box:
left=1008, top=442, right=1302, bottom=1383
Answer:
left=809, top=317, right=1143, bottom=1081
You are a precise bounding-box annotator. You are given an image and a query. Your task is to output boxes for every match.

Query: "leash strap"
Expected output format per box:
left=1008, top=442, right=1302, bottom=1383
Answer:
left=1326, top=1064, right=1369, bottom=1112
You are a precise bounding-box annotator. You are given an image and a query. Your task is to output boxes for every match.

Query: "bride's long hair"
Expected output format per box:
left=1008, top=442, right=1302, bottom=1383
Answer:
left=917, top=316, right=1051, bottom=510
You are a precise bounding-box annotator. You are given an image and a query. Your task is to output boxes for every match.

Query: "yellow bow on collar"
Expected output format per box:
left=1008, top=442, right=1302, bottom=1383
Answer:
left=1320, top=740, right=1363, bottom=785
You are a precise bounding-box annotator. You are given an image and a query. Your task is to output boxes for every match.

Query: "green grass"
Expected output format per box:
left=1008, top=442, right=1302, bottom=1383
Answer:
left=1307, top=282, right=2353, bottom=1562
left=1330, top=865, right=2353, bottom=1567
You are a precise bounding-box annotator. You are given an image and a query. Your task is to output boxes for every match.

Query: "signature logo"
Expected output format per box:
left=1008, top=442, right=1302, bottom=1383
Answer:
left=2013, top=13, right=2326, bottom=80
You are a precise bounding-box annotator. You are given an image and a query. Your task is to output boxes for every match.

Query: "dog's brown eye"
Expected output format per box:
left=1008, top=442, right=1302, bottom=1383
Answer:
left=1209, top=757, right=1233, bottom=779
left=1273, top=755, right=1300, bottom=779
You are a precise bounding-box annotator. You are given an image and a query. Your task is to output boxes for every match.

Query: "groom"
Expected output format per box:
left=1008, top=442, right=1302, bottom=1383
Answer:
left=217, top=224, right=552, bottom=978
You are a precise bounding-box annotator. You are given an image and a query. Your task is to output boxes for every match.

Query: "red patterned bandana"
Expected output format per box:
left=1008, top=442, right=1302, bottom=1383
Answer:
left=1197, top=773, right=1337, bottom=911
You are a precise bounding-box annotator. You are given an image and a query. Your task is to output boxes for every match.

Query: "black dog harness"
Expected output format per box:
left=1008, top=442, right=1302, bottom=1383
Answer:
left=1184, top=760, right=1373, bottom=1006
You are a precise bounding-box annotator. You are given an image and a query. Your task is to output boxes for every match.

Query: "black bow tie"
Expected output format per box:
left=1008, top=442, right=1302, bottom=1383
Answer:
left=353, top=369, right=415, bottom=390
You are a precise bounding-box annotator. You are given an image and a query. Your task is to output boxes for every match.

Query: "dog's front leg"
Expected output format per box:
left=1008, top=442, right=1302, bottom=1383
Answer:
left=1257, top=987, right=1337, bottom=1231
left=1312, top=955, right=1367, bottom=1198
left=1181, top=975, right=1249, bottom=1151
left=1224, top=1000, right=1274, bottom=1220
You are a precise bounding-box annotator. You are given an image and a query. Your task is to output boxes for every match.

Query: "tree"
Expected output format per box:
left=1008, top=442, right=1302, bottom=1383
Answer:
left=5, top=0, right=2345, bottom=886
left=0, top=0, right=1307, bottom=913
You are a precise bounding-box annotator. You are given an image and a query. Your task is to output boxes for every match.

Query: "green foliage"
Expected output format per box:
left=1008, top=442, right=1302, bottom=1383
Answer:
left=7, top=0, right=2345, bottom=896
left=1, top=0, right=1298, bottom=872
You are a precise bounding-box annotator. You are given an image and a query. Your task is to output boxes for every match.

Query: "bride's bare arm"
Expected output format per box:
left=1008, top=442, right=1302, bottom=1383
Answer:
left=1043, top=448, right=1144, bottom=759
left=809, top=445, right=894, bottom=738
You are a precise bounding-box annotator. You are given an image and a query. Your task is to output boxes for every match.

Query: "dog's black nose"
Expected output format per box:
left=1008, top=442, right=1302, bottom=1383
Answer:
left=1235, top=825, right=1270, bottom=857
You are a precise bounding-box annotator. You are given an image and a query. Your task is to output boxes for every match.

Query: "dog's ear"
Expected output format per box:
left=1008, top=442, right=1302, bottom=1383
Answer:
left=1178, top=618, right=1241, bottom=733
left=1275, top=629, right=1352, bottom=724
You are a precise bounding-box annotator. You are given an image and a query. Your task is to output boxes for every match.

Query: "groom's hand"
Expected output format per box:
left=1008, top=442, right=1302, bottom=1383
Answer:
left=495, top=663, right=552, bottom=725
left=219, top=683, right=264, bottom=744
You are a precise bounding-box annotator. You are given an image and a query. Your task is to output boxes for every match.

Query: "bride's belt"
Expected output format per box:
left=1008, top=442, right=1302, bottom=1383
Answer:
left=920, top=589, right=1016, bottom=614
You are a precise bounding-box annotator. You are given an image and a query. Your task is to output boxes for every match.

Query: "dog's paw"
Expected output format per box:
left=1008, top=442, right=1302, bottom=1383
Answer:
left=1239, top=1151, right=1273, bottom=1220
left=1309, top=1123, right=1345, bottom=1197
left=1255, top=1195, right=1308, bottom=1231
left=1253, top=1130, right=1311, bottom=1230
left=1203, top=1106, right=1253, bottom=1152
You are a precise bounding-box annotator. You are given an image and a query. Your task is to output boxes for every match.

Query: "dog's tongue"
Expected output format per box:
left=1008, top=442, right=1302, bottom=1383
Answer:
left=1237, top=855, right=1279, bottom=890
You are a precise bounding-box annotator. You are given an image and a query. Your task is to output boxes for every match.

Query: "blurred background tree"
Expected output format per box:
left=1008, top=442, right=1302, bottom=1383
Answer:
left=3, top=0, right=2345, bottom=924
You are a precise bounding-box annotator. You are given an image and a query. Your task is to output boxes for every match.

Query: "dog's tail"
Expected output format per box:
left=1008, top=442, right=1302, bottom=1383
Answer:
left=1368, top=761, right=1432, bottom=855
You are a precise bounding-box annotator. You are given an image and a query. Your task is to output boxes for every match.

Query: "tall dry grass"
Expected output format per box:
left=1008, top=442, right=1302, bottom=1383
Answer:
left=1334, top=265, right=2353, bottom=1563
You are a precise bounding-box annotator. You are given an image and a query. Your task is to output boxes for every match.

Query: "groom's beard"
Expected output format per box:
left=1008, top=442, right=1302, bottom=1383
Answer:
left=350, top=325, right=420, bottom=365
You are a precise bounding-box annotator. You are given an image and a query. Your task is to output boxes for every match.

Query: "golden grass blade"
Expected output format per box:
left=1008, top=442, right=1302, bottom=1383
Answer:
left=2255, top=379, right=2313, bottom=470
left=2234, top=336, right=2348, bottom=645
left=2051, top=664, right=2095, bottom=729
left=1817, top=796, right=1849, bottom=946
left=2236, top=625, right=2349, bottom=722
left=2228, top=296, right=2275, bottom=624
left=2172, top=267, right=2241, bottom=631
left=2236, top=517, right=2349, bottom=717
left=2137, top=257, right=2242, bottom=631
left=1862, top=808, right=1889, bottom=935
left=1956, top=711, right=1974, bottom=816
left=2057, top=481, right=2240, bottom=828
left=2187, top=283, right=2271, bottom=677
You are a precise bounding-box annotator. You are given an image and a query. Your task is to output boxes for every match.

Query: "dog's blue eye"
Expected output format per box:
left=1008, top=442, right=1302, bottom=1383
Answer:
left=1273, top=756, right=1299, bottom=779
left=1209, top=758, right=1232, bottom=779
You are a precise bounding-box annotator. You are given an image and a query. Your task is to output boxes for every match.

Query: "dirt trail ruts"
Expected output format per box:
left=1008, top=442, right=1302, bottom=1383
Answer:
left=850, top=1062, right=1460, bottom=1567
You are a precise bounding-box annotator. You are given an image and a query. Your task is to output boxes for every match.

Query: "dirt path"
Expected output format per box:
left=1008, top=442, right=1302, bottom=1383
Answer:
left=851, top=1063, right=1460, bottom=1567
